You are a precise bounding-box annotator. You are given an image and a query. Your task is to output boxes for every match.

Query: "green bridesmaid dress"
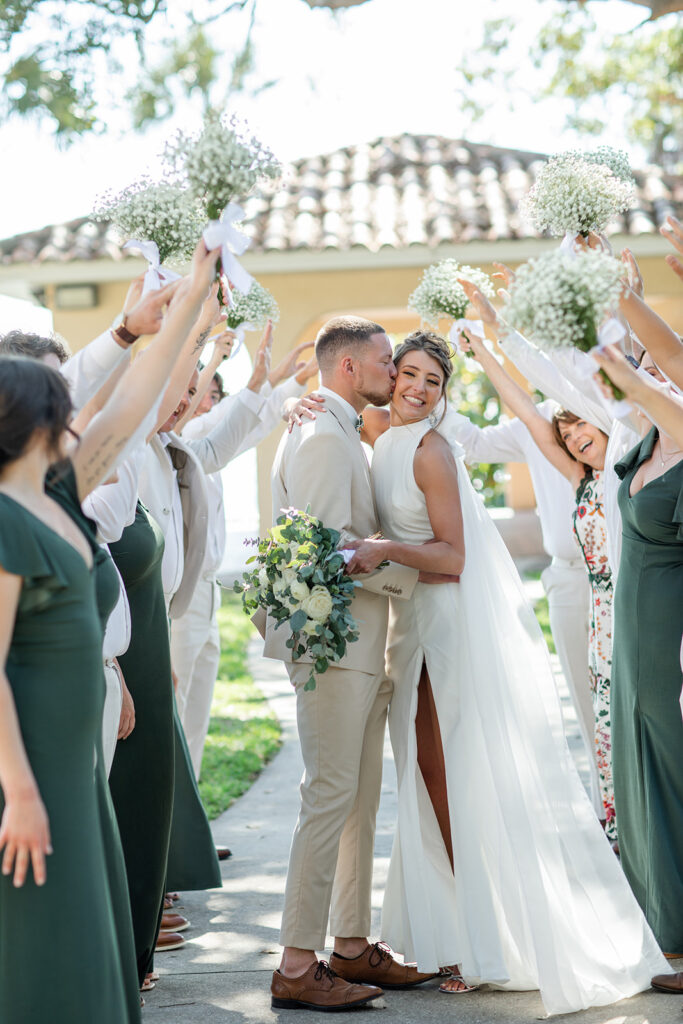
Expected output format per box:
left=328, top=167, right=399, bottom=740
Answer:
left=0, top=467, right=140, bottom=1024
left=108, top=502, right=176, bottom=984
left=612, top=428, right=683, bottom=955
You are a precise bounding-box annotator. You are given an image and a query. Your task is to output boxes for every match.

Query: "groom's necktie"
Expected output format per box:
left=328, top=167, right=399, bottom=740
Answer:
left=355, top=414, right=364, bottom=434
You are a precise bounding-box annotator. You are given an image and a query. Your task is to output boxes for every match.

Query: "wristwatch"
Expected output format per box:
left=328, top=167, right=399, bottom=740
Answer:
left=112, top=315, right=139, bottom=346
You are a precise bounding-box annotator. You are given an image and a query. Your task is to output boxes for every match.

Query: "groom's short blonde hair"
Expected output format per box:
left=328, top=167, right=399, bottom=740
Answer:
left=315, top=316, right=385, bottom=371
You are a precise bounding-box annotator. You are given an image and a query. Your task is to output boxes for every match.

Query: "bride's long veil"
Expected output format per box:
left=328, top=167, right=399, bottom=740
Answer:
left=435, top=418, right=665, bottom=1015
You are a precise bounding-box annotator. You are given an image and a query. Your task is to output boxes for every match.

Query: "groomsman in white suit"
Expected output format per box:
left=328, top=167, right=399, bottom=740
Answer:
left=264, top=317, right=442, bottom=1013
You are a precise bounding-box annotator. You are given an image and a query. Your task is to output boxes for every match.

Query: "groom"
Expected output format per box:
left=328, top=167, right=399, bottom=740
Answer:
left=264, top=316, right=439, bottom=1011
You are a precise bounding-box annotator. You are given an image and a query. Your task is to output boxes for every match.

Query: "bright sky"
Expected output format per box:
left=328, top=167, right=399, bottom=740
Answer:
left=1, top=0, right=647, bottom=240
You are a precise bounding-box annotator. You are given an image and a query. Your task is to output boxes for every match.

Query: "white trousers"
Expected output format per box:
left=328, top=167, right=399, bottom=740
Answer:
left=102, top=660, right=123, bottom=777
left=541, top=559, right=602, bottom=815
left=170, top=577, right=221, bottom=779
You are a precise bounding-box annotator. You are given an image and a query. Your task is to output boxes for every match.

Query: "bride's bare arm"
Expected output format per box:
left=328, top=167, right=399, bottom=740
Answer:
left=345, top=431, right=465, bottom=576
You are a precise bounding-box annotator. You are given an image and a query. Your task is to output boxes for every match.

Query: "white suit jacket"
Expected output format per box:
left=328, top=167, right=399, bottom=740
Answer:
left=263, top=392, right=418, bottom=677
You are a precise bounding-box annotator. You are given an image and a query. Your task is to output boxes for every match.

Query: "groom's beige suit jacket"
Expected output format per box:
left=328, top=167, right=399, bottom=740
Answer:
left=262, top=393, right=417, bottom=675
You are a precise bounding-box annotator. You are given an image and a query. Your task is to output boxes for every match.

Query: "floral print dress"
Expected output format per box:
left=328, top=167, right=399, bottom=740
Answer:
left=573, top=470, right=616, bottom=842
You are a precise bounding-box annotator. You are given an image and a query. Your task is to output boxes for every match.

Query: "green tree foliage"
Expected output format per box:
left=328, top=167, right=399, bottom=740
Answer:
left=457, top=2, right=682, bottom=168
left=449, top=353, right=506, bottom=507
left=0, top=0, right=269, bottom=138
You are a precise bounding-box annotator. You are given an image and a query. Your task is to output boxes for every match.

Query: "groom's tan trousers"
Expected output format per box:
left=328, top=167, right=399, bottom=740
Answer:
left=279, top=661, right=392, bottom=951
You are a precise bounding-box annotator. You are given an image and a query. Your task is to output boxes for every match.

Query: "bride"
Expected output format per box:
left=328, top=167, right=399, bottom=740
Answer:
left=340, top=329, right=669, bottom=1015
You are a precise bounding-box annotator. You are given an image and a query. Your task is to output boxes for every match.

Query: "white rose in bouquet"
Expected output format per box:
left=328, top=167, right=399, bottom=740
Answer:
left=258, top=568, right=269, bottom=589
left=303, top=619, right=319, bottom=636
left=303, top=586, right=334, bottom=623
left=290, top=578, right=311, bottom=603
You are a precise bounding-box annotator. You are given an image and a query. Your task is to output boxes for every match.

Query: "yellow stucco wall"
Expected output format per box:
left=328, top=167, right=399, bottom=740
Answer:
left=23, top=252, right=683, bottom=531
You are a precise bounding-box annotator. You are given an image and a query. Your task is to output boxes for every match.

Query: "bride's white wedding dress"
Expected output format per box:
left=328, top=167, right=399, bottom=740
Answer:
left=373, top=417, right=669, bottom=1016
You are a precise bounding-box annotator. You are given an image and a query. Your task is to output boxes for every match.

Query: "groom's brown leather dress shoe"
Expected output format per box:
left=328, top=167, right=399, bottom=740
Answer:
left=331, top=942, right=440, bottom=989
left=271, top=960, right=383, bottom=1011
left=652, top=972, right=683, bottom=993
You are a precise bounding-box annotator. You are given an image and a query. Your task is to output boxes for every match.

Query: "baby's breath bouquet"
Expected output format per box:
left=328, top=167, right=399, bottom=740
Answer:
left=94, top=178, right=204, bottom=264
left=165, top=112, right=281, bottom=304
left=503, top=249, right=626, bottom=397
left=235, top=509, right=359, bottom=691
left=225, top=280, right=280, bottom=331
left=522, top=146, right=635, bottom=237
left=167, top=112, right=281, bottom=220
left=409, top=260, right=495, bottom=356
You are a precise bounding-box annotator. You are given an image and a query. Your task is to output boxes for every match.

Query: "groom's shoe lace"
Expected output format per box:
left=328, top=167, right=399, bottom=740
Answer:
left=368, top=941, right=393, bottom=969
left=314, top=961, right=337, bottom=985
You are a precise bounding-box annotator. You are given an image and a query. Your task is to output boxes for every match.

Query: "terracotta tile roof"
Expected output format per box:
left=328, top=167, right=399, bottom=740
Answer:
left=1, top=134, right=681, bottom=265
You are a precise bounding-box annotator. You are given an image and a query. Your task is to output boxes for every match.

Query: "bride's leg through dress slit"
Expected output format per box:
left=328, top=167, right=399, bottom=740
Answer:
left=415, top=662, right=453, bottom=870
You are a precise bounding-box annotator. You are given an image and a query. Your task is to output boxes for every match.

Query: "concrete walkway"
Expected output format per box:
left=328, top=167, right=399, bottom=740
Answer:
left=143, top=626, right=682, bottom=1024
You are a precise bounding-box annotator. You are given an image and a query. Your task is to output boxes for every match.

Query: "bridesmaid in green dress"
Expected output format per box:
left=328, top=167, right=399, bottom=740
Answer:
left=0, top=362, right=140, bottom=1023
left=109, top=501, right=176, bottom=985
left=0, top=240, right=222, bottom=1021
left=612, top=425, right=683, bottom=956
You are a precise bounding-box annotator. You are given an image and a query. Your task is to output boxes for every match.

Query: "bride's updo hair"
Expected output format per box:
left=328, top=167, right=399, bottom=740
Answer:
left=393, top=330, right=453, bottom=392
left=0, top=356, right=73, bottom=473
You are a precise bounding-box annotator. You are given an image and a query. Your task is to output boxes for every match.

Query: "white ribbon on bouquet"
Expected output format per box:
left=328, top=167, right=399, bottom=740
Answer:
left=559, top=318, right=631, bottom=418
left=202, top=203, right=254, bottom=308
left=123, top=240, right=182, bottom=296
left=449, top=318, right=485, bottom=355
left=221, top=320, right=257, bottom=361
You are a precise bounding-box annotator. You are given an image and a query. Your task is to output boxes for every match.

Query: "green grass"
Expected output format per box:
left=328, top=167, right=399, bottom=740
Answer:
left=522, top=569, right=556, bottom=655
left=198, top=592, right=282, bottom=820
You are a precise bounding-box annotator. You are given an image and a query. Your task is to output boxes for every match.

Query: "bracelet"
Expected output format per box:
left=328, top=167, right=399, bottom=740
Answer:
left=112, top=315, right=139, bottom=346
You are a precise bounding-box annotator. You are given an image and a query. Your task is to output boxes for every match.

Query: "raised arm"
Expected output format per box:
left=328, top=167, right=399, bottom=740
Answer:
left=594, top=344, right=683, bottom=450
left=174, top=328, right=236, bottom=433
left=458, top=326, right=582, bottom=488
left=619, top=288, right=683, bottom=392
left=72, top=241, right=220, bottom=500
left=152, top=281, right=226, bottom=434
left=0, top=570, right=51, bottom=888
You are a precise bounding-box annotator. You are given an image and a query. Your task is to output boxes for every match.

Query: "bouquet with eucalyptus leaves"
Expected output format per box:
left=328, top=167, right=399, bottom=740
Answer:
left=235, top=509, right=359, bottom=691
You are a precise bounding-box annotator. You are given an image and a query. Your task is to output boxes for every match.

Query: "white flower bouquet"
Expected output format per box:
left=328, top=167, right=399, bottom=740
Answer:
left=224, top=280, right=280, bottom=331
left=235, top=509, right=359, bottom=691
left=167, top=112, right=281, bottom=220
left=522, top=146, right=635, bottom=237
left=94, top=178, right=204, bottom=264
left=409, top=259, right=495, bottom=356
left=502, top=249, right=626, bottom=397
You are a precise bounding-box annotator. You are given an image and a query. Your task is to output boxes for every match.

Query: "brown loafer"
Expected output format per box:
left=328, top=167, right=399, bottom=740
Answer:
left=155, top=931, right=186, bottom=952
left=652, top=972, right=683, bottom=993
left=160, top=912, right=189, bottom=933
left=331, top=942, right=440, bottom=990
left=271, top=960, right=382, bottom=1011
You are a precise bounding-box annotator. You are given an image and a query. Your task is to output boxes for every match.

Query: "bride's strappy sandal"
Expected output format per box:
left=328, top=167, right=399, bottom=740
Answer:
left=438, top=966, right=479, bottom=994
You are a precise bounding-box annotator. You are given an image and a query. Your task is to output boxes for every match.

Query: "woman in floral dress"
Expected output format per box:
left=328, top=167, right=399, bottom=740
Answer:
left=562, top=434, right=616, bottom=841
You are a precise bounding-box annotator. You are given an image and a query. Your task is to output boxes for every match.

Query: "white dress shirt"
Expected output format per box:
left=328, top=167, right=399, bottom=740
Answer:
left=443, top=402, right=581, bottom=562
left=61, top=330, right=129, bottom=411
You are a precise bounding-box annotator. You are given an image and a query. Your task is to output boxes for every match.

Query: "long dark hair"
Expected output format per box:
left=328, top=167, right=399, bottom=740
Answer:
left=0, top=356, right=73, bottom=472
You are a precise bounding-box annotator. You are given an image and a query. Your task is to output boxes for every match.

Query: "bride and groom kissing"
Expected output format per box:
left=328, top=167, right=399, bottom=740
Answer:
left=260, top=315, right=669, bottom=1014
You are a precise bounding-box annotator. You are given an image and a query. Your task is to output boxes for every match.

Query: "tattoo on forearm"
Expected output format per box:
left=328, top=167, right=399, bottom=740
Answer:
left=78, top=433, right=130, bottom=493
left=192, top=327, right=211, bottom=354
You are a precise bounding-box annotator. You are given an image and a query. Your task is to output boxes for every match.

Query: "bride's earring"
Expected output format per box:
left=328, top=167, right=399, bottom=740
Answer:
left=428, top=411, right=438, bottom=427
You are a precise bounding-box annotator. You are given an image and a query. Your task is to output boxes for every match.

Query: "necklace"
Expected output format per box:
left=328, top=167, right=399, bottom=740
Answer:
left=658, top=442, right=683, bottom=468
